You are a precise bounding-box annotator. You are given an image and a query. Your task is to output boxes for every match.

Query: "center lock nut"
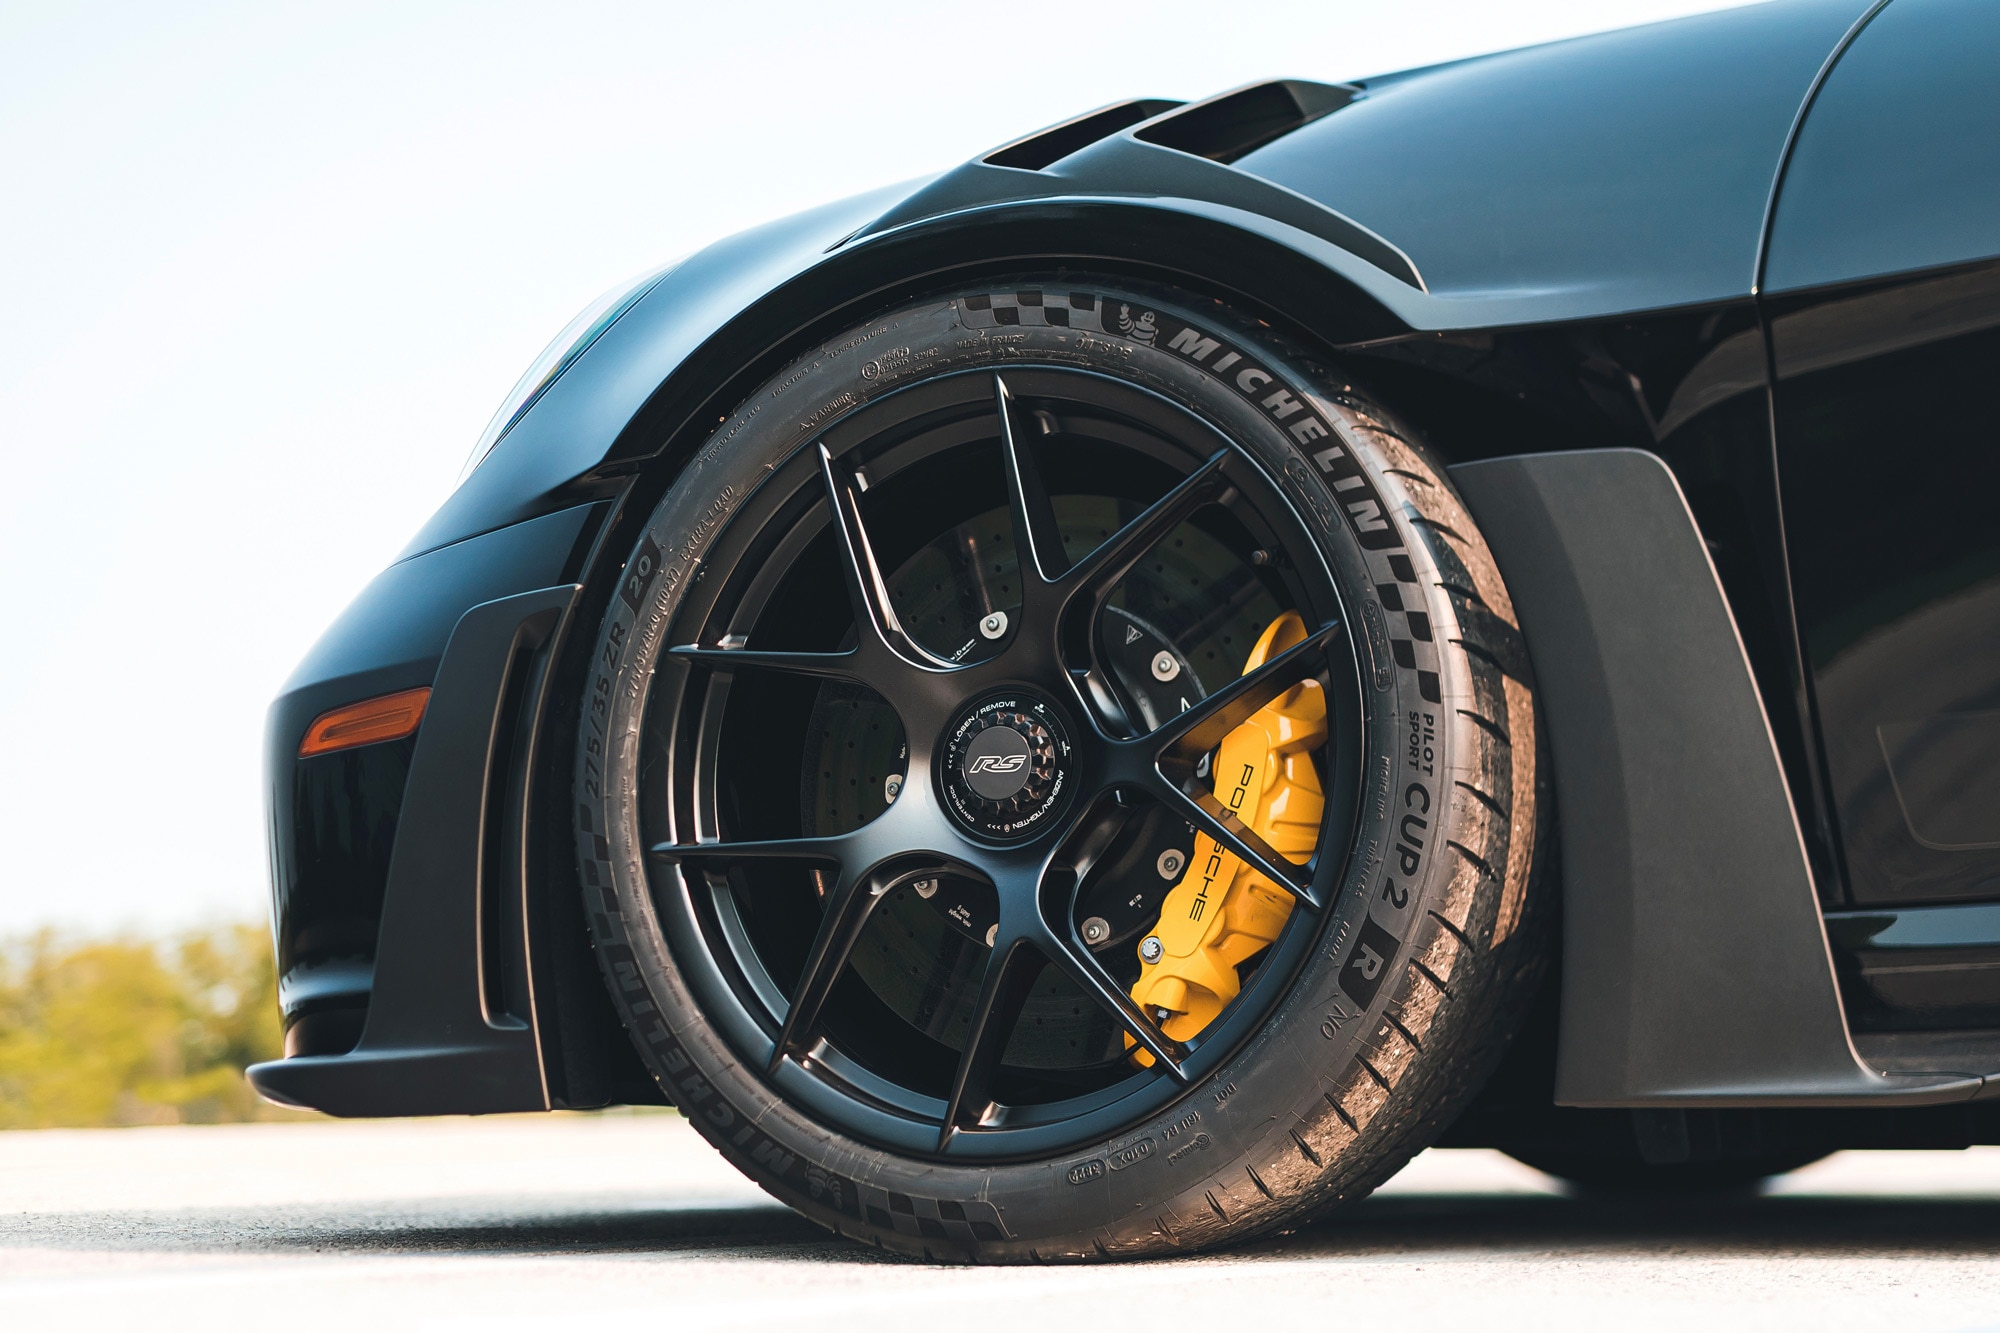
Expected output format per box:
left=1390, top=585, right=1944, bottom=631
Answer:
left=940, top=694, right=1073, bottom=841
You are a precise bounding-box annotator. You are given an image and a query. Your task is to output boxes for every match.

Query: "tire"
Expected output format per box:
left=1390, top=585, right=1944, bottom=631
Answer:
left=1509, top=1148, right=1830, bottom=1195
left=575, top=275, right=1552, bottom=1261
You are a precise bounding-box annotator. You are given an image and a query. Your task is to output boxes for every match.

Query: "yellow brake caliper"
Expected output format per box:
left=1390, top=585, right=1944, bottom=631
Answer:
left=1128, top=610, right=1326, bottom=1063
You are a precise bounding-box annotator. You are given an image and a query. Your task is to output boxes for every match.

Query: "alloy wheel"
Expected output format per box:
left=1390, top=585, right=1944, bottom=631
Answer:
left=639, top=364, right=1364, bottom=1160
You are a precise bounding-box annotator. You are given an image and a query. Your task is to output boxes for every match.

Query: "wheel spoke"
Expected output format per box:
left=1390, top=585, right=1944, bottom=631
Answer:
left=1064, top=798, right=1137, bottom=885
left=1153, top=620, right=1343, bottom=756
left=818, top=443, right=950, bottom=669
left=1160, top=782, right=1317, bottom=903
left=937, top=937, right=1045, bottom=1150
left=1031, top=918, right=1191, bottom=1079
left=770, top=868, right=895, bottom=1072
left=666, top=644, right=868, bottom=686
left=1142, top=622, right=1341, bottom=902
left=649, top=832, right=864, bottom=1062
left=1069, top=663, right=1139, bottom=741
left=648, top=833, right=852, bottom=865
left=1057, top=449, right=1233, bottom=609
left=995, top=375, right=1068, bottom=586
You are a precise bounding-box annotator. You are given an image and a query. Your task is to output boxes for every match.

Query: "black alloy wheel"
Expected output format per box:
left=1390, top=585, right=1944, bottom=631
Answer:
left=644, top=365, right=1363, bottom=1160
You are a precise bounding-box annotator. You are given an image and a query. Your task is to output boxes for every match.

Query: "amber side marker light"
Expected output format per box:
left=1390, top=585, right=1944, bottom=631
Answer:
left=299, top=687, right=431, bottom=758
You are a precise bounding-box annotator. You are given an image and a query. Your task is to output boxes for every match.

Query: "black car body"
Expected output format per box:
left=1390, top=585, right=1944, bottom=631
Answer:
left=254, top=0, right=2000, bottom=1186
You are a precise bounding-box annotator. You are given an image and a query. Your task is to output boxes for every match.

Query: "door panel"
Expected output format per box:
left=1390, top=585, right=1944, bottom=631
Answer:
left=1766, top=0, right=2000, bottom=906
left=1771, top=269, right=2000, bottom=904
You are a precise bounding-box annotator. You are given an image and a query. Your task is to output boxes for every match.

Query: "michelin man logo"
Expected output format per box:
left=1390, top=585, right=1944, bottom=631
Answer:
left=1111, top=303, right=1159, bottom=344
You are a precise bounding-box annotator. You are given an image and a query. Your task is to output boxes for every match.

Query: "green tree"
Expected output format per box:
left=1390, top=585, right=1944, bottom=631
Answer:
left=0, top=924, right=298, bottom=1128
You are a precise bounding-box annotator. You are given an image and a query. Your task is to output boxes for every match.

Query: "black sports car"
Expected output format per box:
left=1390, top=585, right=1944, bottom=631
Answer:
left=253, top=0, right=2000, bottom=1258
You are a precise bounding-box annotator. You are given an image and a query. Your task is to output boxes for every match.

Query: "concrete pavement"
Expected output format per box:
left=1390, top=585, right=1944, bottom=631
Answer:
left=4, top=1112, right=1999, bottom=1330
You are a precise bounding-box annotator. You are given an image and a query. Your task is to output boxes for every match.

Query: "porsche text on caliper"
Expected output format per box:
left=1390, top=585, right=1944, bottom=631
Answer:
left=1129, top=610, right=1326, bottom=1062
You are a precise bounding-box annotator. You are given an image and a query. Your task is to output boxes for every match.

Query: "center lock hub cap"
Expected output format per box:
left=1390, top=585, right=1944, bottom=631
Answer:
left=940, top=693, right=1074, bottom=841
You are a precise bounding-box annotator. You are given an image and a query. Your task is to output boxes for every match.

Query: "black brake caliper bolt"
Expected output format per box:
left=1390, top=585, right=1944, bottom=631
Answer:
left=980, top=611, right=1008, bottom=640
left=1140, top=935, right=1164, bottom=964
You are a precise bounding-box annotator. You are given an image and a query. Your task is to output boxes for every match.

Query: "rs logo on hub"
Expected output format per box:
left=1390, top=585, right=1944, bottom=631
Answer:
left=966, top=754, right=1028, bottom=775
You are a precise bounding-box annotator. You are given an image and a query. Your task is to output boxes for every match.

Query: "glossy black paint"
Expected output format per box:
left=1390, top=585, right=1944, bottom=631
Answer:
left=859, top=87, right=1424, bottom=290
left=401, top=187, right=912, bottom=562
left=263, top=0, right=2000, bottom=1128
left=1772, top=263, right=2000, bottom=911
left=1239, top=0, right=1867, bottom=317
left=1828, top=904, right=2000, bottom=1031
left=275, top=736, right=413, bottom=1056
left=1763, top=0, right=2000, bottom=293
left=1761, top=0, right=2000, bottom=944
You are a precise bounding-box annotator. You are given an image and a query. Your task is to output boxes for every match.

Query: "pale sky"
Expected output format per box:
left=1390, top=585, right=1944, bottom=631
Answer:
left=0, top=0, right=1748, bottom=936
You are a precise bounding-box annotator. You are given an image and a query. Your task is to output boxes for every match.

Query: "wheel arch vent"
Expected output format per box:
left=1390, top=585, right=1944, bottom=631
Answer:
left=984, top=98, right=1184, bottom=172
left=1134, top=79, right=1358, bottom=164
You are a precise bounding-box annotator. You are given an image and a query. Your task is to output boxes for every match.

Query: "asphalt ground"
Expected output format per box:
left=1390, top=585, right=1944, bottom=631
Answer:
left=5, top=1112, right=2000, bottom=1330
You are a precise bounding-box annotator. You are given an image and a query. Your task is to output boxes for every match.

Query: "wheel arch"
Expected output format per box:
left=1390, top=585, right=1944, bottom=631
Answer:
left=429, top=205, right=1428, bottom=1116
left=425, top=195, right=1417, bottom=573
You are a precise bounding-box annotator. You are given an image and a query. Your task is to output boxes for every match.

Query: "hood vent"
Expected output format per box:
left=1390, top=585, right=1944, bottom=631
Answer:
left=985, top=98, right=1183, bottom=171
left=1135, top=79, right=1356, bottom=164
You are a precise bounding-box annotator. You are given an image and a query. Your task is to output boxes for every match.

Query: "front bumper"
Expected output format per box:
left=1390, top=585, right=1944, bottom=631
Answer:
left=251, top=502, right=601, bottom=1115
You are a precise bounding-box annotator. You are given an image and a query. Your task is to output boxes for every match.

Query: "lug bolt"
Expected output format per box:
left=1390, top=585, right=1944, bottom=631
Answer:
left=1140, top=935, right=1164, bottom=964
left=1151, top=651, right=1179, bottom=681
left=1081, top=916, right=1110, bottom=945
left=884, top=774, right=903, bottom=802
left=1156, top=848, right=1186, bottom=880
left=980, top=611, right=1008, bottom=640
left=912, top=877, right=936, bottom=899
left=985, top=924, right=998, bottom=947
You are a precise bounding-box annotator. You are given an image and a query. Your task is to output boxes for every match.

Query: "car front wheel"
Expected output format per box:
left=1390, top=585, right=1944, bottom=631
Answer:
left=575, top=277, right=1551, bottom=1260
